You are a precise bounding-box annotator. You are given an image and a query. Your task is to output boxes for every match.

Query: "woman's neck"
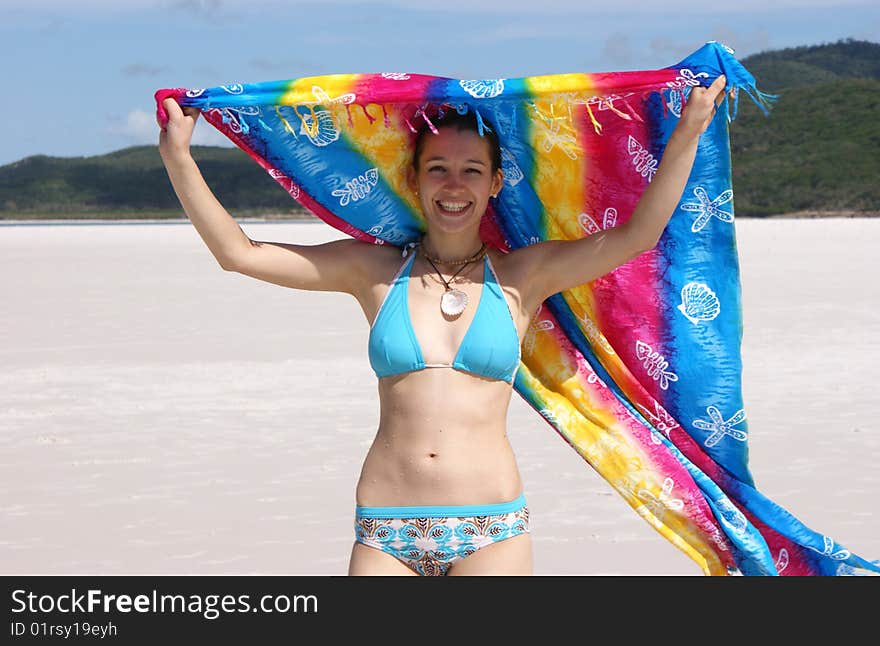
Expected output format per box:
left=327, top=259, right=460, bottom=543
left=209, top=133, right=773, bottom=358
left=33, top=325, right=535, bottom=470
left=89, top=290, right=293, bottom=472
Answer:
left=420, top=231, right=484, bottom=264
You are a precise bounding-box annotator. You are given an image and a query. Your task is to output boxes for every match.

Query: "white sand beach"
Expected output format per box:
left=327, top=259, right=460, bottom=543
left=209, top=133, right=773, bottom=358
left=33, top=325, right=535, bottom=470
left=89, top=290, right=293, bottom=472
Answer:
left=1, top=218, right=878, bottom=575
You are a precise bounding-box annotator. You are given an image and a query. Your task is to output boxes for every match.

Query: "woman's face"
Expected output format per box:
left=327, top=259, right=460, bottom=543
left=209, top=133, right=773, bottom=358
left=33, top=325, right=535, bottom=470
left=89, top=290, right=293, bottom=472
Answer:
left=409, top=127, right=504, bottom=236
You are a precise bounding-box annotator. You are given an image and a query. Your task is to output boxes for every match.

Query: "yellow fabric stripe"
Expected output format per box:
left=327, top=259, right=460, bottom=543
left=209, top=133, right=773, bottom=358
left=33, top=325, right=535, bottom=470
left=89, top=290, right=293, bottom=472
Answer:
left=519, top=330, right=727, bottom=576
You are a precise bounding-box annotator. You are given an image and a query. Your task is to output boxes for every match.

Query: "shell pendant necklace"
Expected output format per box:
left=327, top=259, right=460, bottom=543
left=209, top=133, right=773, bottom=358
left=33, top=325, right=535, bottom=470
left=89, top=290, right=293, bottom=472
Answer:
left=421, top=241, right=487, bottom=317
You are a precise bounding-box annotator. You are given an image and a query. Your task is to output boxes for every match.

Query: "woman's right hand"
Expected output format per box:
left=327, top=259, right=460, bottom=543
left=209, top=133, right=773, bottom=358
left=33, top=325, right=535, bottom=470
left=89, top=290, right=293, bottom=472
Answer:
left=158, top=97, right=200, bottom=162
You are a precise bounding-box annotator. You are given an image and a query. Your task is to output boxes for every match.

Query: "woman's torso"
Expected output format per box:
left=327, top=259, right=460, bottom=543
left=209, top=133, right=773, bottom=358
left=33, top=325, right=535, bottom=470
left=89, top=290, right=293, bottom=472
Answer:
left=351, top=243, right=538, bottom=506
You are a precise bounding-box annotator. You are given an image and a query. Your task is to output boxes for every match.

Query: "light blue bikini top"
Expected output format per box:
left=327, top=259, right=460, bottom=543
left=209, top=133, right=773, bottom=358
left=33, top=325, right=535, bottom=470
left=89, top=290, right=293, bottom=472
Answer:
left=368, top=251, right=521, bottom=384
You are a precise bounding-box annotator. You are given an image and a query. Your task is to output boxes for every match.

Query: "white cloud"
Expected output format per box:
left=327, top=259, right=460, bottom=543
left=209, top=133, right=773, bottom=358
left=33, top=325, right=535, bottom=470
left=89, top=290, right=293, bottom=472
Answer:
left=121, top=63, right=169, bottom=78
left=109, top=109, right=233, bottom=148
left=602, top=33, right=635, bottom=67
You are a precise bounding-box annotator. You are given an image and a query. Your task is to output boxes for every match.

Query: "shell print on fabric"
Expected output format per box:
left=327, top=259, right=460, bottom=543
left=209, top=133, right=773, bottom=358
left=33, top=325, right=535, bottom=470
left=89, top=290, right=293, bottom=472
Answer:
left=459, top=79, right=505, bottom=99
left=677, top=282, right=721, bottom=324
left=300, top=109, right=340, bottom=147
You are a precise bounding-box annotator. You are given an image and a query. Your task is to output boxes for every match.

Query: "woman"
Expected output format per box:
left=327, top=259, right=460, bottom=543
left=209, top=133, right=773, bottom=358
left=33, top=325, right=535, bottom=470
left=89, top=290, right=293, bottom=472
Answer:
left=157, top=74, right=729, bottom=576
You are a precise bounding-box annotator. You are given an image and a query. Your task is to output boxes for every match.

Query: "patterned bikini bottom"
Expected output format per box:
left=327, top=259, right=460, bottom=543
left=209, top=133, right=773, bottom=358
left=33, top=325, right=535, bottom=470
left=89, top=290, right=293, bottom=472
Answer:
left=354, top=494, right=530, bottom=576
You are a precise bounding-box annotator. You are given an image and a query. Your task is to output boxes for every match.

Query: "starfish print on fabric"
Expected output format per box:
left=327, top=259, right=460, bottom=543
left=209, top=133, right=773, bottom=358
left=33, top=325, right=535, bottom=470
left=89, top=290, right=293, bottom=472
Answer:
left=637, top=477, right=685, bottom=525
left=692, top=406, right=748, bottom=448
left=680, top=186, right=734, bottom=233
left=537, top=116, right=579, bottom=160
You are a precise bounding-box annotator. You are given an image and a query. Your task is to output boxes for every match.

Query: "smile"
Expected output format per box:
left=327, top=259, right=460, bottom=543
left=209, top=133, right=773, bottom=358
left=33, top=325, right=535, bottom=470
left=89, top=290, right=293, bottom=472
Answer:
left=436, top=200, right=472, bottom=214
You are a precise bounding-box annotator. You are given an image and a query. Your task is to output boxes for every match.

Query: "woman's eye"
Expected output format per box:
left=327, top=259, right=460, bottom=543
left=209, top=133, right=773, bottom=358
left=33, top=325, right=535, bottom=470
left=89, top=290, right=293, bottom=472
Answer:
left=466, top=168, right=482, bottom=174
left=428, top=167, right=444, bottom=173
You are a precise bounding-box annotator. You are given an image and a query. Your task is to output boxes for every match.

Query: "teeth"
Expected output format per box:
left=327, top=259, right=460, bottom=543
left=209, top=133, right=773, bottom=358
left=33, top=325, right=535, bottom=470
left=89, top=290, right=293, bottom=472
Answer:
left=438, top=201, right=470, bottom=212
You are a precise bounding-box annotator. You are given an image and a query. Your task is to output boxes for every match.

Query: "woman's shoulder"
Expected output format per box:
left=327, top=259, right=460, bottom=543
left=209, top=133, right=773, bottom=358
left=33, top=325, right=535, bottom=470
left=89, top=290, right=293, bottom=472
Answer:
left=486, top=244, right=551, bottom=318
left=346, top=238, right=413, bottom=286
left=486, top=245, right=536, bottom=289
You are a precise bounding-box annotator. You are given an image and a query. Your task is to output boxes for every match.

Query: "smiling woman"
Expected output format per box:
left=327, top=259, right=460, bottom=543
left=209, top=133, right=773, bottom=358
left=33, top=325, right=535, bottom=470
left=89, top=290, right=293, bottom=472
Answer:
left=156, top=83, right=727, bottom=575
left=408, top=111, right=504, bottom=253
left=154, top=41, right=880, bottom=576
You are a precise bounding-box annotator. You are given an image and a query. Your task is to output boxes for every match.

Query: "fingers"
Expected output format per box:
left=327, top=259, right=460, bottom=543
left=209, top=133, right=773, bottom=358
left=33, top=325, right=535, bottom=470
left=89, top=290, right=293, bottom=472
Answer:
left=689, top=75, right=727, bottom=115
left=157, top=97, right=180, bottom=130
left=163, top=97, right=183, bottom=120
left=674, top=74, right=728, bottom=135
left=707, top=74, right=727, bottom=103
left=158, top=97, right=200, bottom=131
left=709, top=73, right=727, bottom=91
left=182, top=106, right=201, bottom=124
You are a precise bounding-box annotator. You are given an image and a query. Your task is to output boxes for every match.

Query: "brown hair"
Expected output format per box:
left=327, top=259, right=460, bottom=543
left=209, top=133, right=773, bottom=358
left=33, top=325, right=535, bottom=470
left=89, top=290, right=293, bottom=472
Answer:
left=412, top=108, right=502, bottom=173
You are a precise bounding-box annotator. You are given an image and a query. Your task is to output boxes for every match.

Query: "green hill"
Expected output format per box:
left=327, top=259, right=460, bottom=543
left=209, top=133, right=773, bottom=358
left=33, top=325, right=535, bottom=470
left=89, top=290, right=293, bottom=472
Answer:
left=0, top=145, right=312, bottom=219
left=2, top=38, right=878, bottom=219
left=728, top=39, right=880, bottom=216
left=738, top=38, right=880, bottom=91
left=730, top=78, right=880, bottom=216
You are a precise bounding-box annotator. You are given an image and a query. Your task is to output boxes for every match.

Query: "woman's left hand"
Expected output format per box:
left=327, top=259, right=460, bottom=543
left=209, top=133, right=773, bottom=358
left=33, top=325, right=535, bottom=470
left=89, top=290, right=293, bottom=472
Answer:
left=675, top=74, right=732, bottom=138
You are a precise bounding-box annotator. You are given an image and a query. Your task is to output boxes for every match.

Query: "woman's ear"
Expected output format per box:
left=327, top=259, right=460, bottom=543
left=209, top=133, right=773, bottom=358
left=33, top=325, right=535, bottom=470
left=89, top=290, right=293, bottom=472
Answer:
left=491, top=169, right=504, bottom=197
left=406, top=165, right=418, bottom=195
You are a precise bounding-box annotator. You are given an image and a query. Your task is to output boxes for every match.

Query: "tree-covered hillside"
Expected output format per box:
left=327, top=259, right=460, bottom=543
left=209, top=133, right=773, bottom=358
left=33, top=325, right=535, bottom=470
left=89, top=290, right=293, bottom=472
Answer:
left=728, top=39, right=880, bottom=216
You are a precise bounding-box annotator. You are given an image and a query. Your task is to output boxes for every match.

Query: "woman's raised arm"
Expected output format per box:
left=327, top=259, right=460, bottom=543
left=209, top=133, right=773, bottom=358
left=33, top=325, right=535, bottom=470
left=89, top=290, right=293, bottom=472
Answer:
left=520, top=74, right=730, bottom=305
left=158, top=97, right=366, bottom=295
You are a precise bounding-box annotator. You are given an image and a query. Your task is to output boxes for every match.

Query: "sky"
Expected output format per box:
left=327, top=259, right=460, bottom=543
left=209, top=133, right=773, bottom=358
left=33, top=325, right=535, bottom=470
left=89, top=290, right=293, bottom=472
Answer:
left=1, top=0, right=877, bottom=166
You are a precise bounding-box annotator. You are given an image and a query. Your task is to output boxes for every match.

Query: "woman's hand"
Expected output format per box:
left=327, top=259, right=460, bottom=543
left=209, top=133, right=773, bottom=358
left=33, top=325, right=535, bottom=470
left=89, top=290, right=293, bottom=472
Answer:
left=158, top=97, right=201, bottom=162
left=674, top=74, right=730, bottom=139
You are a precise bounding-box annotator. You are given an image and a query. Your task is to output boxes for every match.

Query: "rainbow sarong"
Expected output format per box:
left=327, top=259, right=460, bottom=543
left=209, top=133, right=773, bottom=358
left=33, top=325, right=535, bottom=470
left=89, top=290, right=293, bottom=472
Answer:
left=155, top=41, right=879, bottom=575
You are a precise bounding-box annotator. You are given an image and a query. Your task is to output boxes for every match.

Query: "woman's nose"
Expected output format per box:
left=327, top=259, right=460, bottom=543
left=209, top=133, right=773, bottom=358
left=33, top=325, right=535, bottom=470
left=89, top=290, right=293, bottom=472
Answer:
left=443, top=173, right=465, bottom=188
